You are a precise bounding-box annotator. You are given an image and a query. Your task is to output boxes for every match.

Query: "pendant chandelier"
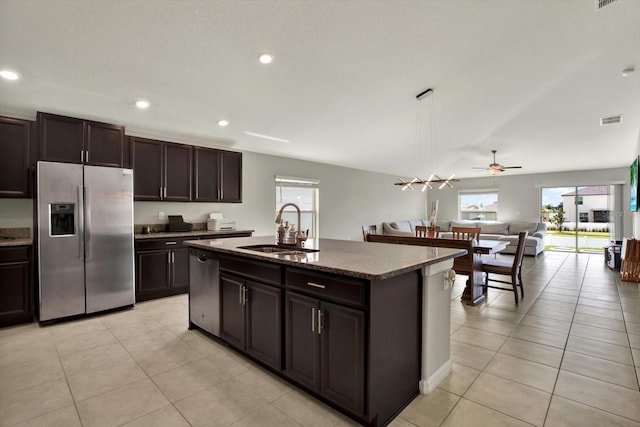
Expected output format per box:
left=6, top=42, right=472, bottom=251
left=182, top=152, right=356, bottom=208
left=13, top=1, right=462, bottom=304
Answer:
left=395, top=88, right=458, bottom=191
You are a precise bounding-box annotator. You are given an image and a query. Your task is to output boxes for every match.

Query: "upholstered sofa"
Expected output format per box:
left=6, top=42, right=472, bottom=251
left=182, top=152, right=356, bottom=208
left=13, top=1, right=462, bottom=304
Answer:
left=382, top=219, right=546, bottom=257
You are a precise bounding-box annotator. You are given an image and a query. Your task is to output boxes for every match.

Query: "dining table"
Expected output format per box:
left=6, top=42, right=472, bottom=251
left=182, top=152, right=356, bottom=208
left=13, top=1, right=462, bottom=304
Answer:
left=473, top=239, right=509, bottom=255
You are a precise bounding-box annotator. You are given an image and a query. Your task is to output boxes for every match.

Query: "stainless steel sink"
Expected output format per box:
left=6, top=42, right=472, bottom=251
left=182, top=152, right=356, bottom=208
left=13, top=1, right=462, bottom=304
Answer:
left=237, top=244, right=319, bottom=255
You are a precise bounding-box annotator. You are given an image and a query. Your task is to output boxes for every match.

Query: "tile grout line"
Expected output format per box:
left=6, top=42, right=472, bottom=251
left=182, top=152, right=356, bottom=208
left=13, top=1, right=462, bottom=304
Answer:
left=442, top=252, right=563, bottom=427
left=540, top=253, right=590, bottom=426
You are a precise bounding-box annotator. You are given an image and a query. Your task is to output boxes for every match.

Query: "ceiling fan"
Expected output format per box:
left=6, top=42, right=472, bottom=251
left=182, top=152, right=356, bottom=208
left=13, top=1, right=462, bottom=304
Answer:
left=473, top=150, right=522, bottom=175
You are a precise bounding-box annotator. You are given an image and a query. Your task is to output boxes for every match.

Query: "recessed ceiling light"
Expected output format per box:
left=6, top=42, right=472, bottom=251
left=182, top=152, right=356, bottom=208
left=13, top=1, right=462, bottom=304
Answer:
left=622, top=67, right=635, bottom=77
left=217, top=120, right=229, bottom=127
left=245, top=131, right=289, bottom=143
left=0, top=70, right=20, bottom=80
left=135, top=100, right=150, bottom=109
left=258, top=53, right=274, bottom=64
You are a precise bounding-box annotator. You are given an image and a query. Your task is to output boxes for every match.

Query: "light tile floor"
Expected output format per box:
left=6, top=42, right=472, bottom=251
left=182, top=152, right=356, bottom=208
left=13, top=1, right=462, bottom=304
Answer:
left=1, top=252, right=639, bottom=426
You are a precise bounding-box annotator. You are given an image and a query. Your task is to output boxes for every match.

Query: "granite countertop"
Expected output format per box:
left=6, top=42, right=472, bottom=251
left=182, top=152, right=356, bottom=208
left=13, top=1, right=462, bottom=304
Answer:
left=0, top=228, right=32, bottom=247
left=135, top=229, right=254, bottom=240
left=0, top=238, right=33, bottom=247
left=185, top=235, right=466, bottom=280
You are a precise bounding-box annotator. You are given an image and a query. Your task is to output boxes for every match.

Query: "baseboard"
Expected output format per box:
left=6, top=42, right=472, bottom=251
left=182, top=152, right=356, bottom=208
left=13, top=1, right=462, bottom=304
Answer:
left=419, top=359, right=452, bottom=394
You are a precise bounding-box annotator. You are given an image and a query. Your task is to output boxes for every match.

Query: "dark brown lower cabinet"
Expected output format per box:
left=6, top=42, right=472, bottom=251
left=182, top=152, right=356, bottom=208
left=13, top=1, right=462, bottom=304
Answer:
left=135, top=239, right=189, bottom=302
left=0, top=246, right=33, bottom=327
left=285, top=292, right=365, bottom=416
left=220, top=273, right=282, bottom=370
left=196, top=252, right=421, bottom=426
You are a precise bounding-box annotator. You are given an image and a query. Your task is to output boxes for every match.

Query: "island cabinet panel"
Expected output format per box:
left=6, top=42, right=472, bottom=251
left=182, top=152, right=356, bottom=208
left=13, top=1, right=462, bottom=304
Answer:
left=284, top=292, right=321, bottom=390
left=220, top=274, right=246, bottom=349
left=220, top=271, right=282, bottom=369
left=135, top=238, right=189, bottom=302
left=38, top=112, right=125, bottom=167
left=0, top=116, right=31, bottom=198
left=245, top=280, right=282, bottom=367
left=0, top=246, right=33, bottom=327
left=320, top=301, right=365, bottom=415
left=284, top=290, right=365, bottom=417
left=285, top=267, right=367, bottom=416
left=188, top=245, right=424, bottom=427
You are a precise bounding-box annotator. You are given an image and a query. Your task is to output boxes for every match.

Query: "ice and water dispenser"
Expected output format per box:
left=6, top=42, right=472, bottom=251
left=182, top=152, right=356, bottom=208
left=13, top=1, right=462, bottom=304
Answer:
left=50, top=203, right=75, bottom=236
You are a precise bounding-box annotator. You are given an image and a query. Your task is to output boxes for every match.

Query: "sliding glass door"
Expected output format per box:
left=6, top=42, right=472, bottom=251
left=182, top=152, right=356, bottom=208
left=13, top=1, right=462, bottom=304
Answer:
left=541, top=186, right=614, bottom=253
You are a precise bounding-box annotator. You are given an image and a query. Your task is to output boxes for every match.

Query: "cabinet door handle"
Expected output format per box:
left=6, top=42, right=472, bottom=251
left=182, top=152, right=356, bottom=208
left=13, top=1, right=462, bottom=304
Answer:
left=164, top=187, right=167, bottom=198
left=243, top=286, right=248, bottom=305
left=165, top=242, right=177, bottom=245
left=167, top=252, right=171, bottom=264
left=80, top=150, right=84, bottom=163
left=307, top=282, right=325, bottom=289
left=85, top=151, right=89, bottom=163
left=171, top=252, right=175, bottom=263
left=311, top=307, right=316, bottom=332
left=317, top=309, right=323, bottom=335
left=160, top=187, right=163, bottom=198
left=239, top=285, right=243, bottom=305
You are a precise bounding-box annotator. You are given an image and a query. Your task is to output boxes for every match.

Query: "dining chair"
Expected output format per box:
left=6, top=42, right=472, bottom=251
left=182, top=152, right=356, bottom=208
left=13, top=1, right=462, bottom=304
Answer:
left=451, top=226, right=480, bottom=241
left=481, top=231, right=528, bottom=304
left=415, top=225, right=428, bottom=237
left=362, top=224, right=377, bottom=241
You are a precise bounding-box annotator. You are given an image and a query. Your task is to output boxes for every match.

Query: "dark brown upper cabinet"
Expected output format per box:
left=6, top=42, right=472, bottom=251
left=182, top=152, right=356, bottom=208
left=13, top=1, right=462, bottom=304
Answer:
left=0, top=116, right=32, bottom=198
left=220, top=150, right=242, bottom=202
left=131, top=137, right=192, bottom=201
left=193, top=147, right=242, bottom=203
left=164, top=142, right=193, bottom=201
left=37, top=112, right=125, bottom=167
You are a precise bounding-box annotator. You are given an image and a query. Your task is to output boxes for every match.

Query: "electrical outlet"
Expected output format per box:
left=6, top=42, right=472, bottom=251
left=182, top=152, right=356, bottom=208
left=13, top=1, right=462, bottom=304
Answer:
left=158, top=212, right=165, bottom=221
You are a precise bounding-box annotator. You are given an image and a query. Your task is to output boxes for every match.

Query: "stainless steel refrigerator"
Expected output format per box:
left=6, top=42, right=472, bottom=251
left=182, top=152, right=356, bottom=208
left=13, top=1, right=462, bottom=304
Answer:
left=36, top=161, right=135, bottom=322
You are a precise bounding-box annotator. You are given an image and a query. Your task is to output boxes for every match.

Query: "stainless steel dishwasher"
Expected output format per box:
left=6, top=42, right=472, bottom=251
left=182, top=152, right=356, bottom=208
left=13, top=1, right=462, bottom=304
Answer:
left=189, top=248, right=220, bottom=336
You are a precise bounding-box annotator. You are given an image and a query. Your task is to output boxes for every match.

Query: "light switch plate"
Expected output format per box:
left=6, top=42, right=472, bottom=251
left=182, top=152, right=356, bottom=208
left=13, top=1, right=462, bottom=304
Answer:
left=158, top=212, right=165, bottom=220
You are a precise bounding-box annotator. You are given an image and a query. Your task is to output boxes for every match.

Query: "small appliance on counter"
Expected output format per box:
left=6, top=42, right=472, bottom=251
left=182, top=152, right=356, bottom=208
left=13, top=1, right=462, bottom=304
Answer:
left=167, top=215, right=193, bottom=232
left=207, top=212, right=236, bottom=231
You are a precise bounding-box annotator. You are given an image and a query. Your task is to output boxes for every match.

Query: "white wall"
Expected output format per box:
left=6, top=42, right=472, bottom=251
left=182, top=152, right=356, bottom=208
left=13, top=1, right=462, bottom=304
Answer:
left=0, top=152, right=427, bottom=241
left=0, top=199, right=33, bottom=233
left=633, top=131, right=640, bottom=238
left=427, top=167, right=630, bottom=240
left=135, top=151, right=427, bottom=240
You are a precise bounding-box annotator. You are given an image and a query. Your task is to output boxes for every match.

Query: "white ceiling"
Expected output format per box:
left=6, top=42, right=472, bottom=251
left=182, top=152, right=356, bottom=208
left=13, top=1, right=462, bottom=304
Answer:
left=1, top=0, right=639, bottom=179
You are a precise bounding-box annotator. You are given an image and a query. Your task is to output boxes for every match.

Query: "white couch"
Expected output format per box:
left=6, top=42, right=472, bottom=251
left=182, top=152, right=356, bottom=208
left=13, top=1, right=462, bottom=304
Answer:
left=382, top=219, right=546, bottom=257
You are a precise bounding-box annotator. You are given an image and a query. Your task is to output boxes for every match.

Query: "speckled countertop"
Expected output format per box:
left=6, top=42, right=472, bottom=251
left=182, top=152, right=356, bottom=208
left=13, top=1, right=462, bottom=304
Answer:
left=134, top=229, right=254, bottom=240
left=0, top=228, right=32, bottom=247
left=185, top=236, right=465, bottom=280
left=0, top=238, right=33, bottom=247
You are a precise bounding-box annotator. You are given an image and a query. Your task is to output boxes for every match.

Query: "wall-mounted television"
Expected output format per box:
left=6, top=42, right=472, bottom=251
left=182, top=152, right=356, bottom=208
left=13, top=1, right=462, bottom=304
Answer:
left=631, top=156, right=638, bottom=211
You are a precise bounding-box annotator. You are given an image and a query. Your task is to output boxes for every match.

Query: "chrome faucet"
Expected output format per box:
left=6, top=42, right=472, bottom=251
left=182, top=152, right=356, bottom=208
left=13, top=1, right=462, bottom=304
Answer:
left=275, top=203, right=307, bottom=247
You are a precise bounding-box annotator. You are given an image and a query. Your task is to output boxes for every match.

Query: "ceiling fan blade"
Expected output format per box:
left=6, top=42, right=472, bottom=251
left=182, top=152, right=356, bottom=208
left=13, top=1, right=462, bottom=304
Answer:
left=501, top=166, right=522, bottom=169
left=472, top=167, right=489, bottom=170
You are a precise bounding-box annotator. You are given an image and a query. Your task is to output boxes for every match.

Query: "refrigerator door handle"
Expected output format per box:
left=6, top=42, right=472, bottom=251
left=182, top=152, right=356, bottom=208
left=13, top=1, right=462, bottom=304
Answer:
left=85, top=186, right=91, bottom=260
left=78, top=185, right=85, bottom=260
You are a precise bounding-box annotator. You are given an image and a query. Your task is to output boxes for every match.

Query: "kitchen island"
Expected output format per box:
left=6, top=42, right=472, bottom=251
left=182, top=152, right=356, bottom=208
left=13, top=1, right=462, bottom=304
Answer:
left=185, top=236, right=465, bottom=427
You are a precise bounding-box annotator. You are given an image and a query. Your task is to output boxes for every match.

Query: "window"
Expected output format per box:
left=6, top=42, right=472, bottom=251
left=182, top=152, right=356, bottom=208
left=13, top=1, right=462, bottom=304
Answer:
left=579, top=212, right=589, bottom=223
left=275, top=176, right=319, bottom=238
left=593, top=210, right=609, bottom=223
left=458, top=191, right=498, bottom=220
